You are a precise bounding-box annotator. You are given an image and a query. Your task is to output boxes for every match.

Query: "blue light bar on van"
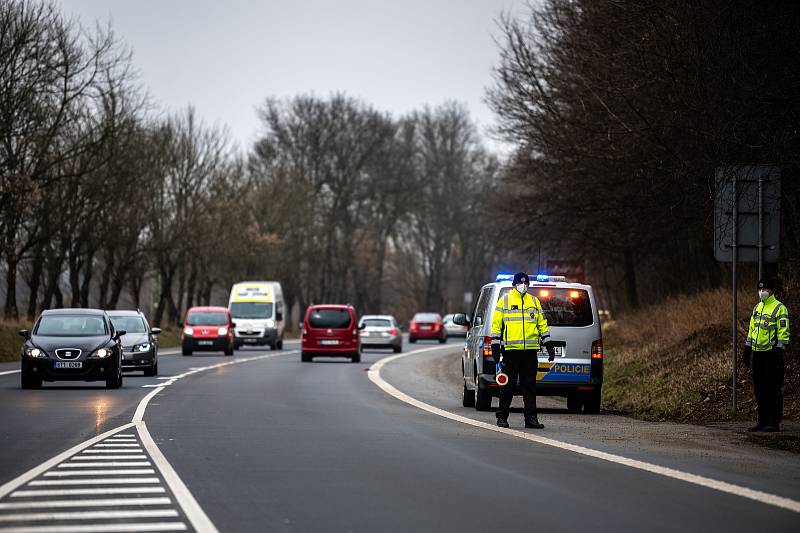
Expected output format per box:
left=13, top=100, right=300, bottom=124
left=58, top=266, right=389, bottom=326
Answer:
left=495, top=274, right=514, bottom=282
left=535, top=274, right=567, bottom=282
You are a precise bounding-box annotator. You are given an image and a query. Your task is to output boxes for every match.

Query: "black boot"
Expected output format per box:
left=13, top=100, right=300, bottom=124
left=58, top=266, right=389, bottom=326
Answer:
left=525, top=417, right=544, bottom=429
left=496, top=417, right=509, bottom=428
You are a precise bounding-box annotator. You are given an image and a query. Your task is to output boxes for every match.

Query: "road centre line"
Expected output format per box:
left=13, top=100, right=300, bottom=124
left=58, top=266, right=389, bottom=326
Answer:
left=0, top=522, right=187, bottom=532
left=368, top=348, right=800, bottom=515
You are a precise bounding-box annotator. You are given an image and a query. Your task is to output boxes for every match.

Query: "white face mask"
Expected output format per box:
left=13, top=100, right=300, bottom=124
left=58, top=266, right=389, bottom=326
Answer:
left=516, top=283, right=527, bottom=294
left=758, top=290, right=770, bottom=301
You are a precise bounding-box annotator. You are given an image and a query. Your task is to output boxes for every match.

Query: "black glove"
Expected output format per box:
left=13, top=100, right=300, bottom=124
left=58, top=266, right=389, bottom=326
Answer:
left=742, top=346, right=751, bottom=368
left=544, top=341, right=556, bottom=362
left=491, top=343, right=501, bottom=363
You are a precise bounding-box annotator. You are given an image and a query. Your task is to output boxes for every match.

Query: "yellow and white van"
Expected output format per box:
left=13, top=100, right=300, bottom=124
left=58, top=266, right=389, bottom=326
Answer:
left=228, top=281, right=285, bottom=350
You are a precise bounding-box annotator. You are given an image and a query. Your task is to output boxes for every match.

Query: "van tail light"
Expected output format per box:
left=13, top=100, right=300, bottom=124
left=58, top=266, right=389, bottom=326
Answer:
left=591, top=339, right=603, bottom=359
left=482, top=336, right=493, bottom=358
left=302, top=328, right=308, bottom=337
left=352, top=329, right=358, bottom=337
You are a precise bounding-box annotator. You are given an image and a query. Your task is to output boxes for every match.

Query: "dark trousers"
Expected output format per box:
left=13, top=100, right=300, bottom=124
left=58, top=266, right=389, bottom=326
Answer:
left=752, top=349, right=784, bottom=428
left=496, top=350, right=538, bottom=421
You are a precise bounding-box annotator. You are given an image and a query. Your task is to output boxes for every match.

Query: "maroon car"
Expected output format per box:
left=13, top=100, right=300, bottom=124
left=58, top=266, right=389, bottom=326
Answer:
left=301, top=305, right=361, bottom=362
left=409, top=312, right=447, bottom=344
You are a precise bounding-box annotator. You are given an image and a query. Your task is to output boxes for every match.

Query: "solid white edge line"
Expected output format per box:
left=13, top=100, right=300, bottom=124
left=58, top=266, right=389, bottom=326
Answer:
left=368, top=349, right=800, bottom=514
left=0, top=370, right=20, bottom=376
left=137, top=423, right=216, bottom=532
left=0, top=423, right=136, bottom=499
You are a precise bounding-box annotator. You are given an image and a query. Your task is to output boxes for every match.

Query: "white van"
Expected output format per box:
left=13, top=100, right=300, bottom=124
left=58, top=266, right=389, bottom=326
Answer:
left=228, top=281, right=285, bottom=350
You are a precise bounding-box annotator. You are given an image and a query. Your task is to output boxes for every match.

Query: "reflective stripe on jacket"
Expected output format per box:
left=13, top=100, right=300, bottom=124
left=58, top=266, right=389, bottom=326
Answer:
left=491, top=289, right=550, bottom=351
left=746, top=295, right=790, bottom=352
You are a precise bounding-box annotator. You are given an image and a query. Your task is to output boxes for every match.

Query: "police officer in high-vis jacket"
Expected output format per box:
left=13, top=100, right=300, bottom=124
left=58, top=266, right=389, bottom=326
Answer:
left=491, top=272, right=555, bottom=429
left=743, top=277, right=790, bottom=432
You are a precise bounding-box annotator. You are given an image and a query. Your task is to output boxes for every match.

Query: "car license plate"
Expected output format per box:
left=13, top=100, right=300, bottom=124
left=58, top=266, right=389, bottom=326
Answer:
left=198, top=340, right=213, bottom=346
left=243, top=338, right=257, bottom=343
left=539, top=346, right=564, bottom=357
left=54, top=361, right=82, bottom=369
left=420, top=326, right=432, bottom=330
left=320, top=340, right=339, bottom=345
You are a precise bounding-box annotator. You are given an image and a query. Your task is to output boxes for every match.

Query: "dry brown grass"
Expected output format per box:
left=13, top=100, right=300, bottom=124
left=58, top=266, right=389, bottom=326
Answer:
left=603, top=288, right=799, bottom=424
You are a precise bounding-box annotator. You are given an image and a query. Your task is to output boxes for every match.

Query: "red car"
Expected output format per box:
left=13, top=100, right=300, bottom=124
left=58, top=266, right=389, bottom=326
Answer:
left=301, top=305, right=361, bottom=363
left=409, top=312, right=447, bottom=344
left=181, top=306, right=234, bottom=356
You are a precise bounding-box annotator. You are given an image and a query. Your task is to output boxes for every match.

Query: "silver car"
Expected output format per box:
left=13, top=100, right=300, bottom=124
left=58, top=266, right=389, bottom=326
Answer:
left=358, top=315, right=402, bottom=353
left=107, top=310, right=161, bottom=376
left=455, top=274, right=603, bottom=414
left=443, top=313, right=468, bottom=338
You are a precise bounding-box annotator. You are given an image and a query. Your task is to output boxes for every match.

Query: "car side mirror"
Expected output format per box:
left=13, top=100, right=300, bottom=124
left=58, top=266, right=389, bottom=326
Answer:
left=114, top=330, right=127, bottom=340
left=358, top=323, right=366, bottom=330
left=276, top=312, right=283, bottom=321
left=298, top=322, right=304, bottom=330
left=151, top=327, right=161, bottom=335
left=452, top=314, right=469, bottom=327
left=231, top=322, right=237, bottom=328
left=18, top=329, right=30, bottom=340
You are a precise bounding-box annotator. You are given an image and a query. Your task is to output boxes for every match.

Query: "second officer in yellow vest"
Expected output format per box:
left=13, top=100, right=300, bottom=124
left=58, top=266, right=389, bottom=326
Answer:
left=491, top=272, right=555, bottom=429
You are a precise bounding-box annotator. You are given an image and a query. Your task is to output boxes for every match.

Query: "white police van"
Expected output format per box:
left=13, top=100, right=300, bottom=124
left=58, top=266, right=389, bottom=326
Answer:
left=455, top=274, right=603, bottom=413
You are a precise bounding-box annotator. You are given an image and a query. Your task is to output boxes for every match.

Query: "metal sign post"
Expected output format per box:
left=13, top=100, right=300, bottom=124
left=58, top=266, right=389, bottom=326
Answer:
left=714, top=165, right=781, bottom=415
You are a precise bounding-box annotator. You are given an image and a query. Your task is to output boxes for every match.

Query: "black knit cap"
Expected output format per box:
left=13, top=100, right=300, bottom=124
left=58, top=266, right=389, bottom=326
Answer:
left=512, top=272, right=529, bottom=285
left=757, top=277, right=775, bottom=290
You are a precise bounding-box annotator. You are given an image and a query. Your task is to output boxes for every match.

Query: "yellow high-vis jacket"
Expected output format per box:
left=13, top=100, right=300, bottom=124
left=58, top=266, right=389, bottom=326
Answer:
left=746, top=295, right=790, bottom=352
left=491, top=289, right=550, bottom=351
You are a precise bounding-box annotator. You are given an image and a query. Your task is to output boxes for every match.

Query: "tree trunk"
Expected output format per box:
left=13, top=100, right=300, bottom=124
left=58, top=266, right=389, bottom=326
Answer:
left=4, top=257, right=19, bottom=320
left=97, top=254, right=115, bottom=309
left=79, top=251, right=95, bottom=308
left=623, top=247, right=639, bottom=309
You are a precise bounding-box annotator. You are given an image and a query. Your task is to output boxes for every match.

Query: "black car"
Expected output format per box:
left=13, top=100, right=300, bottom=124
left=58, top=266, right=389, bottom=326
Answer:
left=19, top=308, right=125, bottom=389
left=108, top=310, right=161, bottom=376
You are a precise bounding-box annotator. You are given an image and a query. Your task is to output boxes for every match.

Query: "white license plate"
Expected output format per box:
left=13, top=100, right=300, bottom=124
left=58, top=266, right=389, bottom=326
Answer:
left=243, top=338, right=257, bottom=343
left=197, top=340, right=213, bottom=346
left=539, top=346, right=564, bottom=357
left=54, top=361, right=82, bottom=369
left=420, top=326, right=432, bottom=330
left=320, top=340, right=340, bottom=345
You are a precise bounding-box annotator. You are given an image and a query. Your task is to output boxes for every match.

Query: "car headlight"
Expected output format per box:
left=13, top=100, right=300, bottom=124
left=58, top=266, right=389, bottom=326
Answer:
left=93, top=348, right=111, bottom=358
left=26, top=348, right=45, bottom=358
left=135, top=343, right=151, bottom=353
left=218, top=327, right=228, bottom=336
left=265, top=319, right=275, bottom=328
left=183, top=327, right=194, bottom=335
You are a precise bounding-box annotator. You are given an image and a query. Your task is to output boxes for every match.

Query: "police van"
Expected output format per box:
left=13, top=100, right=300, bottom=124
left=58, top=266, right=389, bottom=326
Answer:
left=455, top=274, right=603, bottom=413
left=228, top=281, right=285, bottom=350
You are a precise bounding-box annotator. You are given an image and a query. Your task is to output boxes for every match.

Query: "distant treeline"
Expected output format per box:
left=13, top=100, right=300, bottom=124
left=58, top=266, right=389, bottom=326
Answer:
left=0, top=0, right=500, bottom=324
left=489, top=1, right=800, bottom=310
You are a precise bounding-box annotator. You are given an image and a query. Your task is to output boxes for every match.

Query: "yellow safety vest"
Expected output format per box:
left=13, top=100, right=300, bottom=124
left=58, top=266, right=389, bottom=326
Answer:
left=491, top=289, right=550, bottom=351
left=746, top=295, right=790, bottom=352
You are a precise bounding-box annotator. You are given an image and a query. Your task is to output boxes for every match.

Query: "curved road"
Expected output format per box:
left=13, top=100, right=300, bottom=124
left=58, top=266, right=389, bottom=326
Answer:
left=0, top=339, right=798, bottom=532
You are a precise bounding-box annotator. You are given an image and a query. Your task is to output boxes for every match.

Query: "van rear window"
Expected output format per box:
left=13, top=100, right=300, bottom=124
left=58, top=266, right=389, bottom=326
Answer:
left=309, top=309, right=352, bottom=329
left=500, top=288, right=593, bottom=327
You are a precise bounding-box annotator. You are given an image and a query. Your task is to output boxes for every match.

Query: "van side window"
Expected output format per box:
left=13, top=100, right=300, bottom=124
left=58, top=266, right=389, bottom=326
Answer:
left=472, top=288, right=491, bottom=326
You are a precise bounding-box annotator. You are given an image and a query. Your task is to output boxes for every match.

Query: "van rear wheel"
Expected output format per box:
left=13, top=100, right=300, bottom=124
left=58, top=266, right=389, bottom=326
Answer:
left=301, top=352, right=312, bottom=363
left=584, top=390, right=601, bottom=414
left=475, top=385, right=492, bottom=411
left=566, top=394, right=583, bottom=413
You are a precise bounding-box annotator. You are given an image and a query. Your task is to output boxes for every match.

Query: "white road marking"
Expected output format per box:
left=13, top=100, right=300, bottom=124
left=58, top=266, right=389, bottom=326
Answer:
left=0, top=522, right=187, bottom=532
left=0, top=509, right=178, bottom=521
left=28, top=478, right=160, bottom=486
left=79, top=449, right=142, bottom=454
left=58, top=462, right=151, bottom=468
left=368, top=349, right=800, bottom=515
left=10, top=487, right=166, bottom=497
left=43, top=469, right=155, bottom=477
left=70, top=455, right=147, bottom=461
left=0, top=370, right=20, bottom=376
left=1, top=349, right=294, bottom=532
left=0, top=498, right=171, bottom=509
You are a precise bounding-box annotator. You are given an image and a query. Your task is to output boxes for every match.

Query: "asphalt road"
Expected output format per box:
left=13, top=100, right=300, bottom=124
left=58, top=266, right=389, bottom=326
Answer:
left=0, top=338, right=798, bottom=532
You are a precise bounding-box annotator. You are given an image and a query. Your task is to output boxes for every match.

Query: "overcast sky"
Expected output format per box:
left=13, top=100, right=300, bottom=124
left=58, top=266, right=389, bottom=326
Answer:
left=58, top=0, right=526, bottom=152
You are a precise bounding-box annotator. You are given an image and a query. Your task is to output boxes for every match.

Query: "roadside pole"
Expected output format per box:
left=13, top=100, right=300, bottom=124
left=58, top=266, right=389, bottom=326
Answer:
left=714, top=165, right=780, bottom=416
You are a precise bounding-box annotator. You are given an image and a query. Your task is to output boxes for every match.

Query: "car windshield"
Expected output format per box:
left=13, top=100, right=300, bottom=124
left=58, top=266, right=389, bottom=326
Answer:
left=35, top=315, right=107, bottom=337
left=309, top=309, right=352, bottom=328
left=500, top=287, right=593, bottom=327
left=186, top=311, right=228, bottom=326
left=110, top=316, right=147, bottom=334
left=230, top=302, right=274, bottom=319
left=362, top=319, right=391, bottom=328
left=413, top=313, right=439, bottom=323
